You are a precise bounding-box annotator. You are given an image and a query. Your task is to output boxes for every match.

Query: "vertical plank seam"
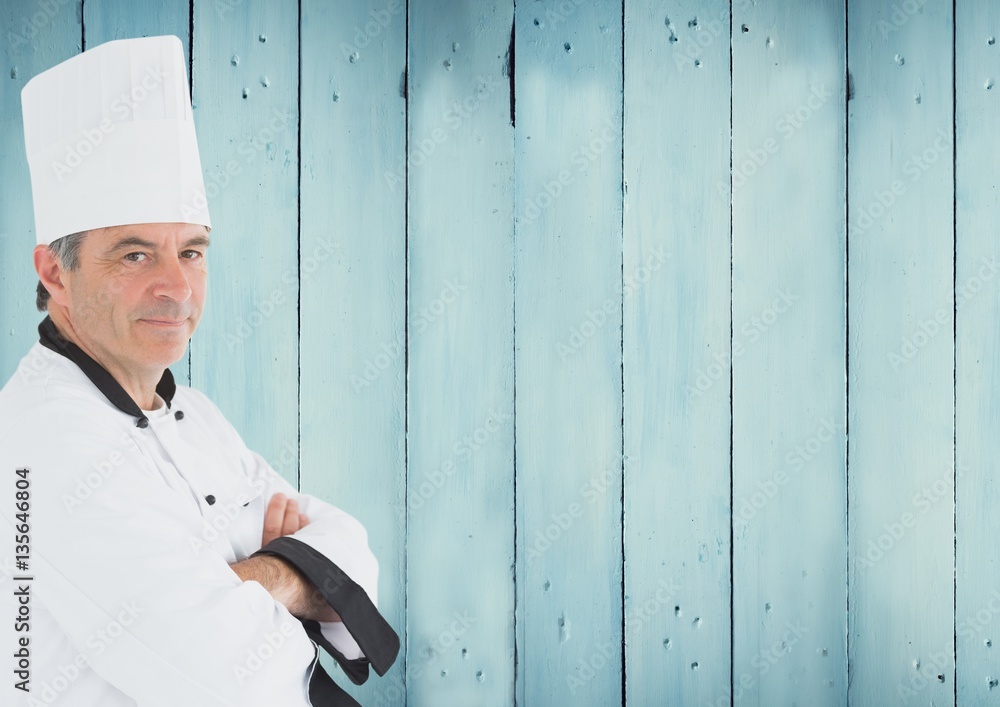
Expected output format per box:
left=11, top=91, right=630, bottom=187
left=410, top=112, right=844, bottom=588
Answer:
left=188, top=0, right=194, bottom=101
left=619, top=1, right=626, bottom=704
left=728, top=1, right=735, bottom=705
left=295, top=0, right=303, bottom=494
left=844, top=0, right=851, bottom=702
left=403, top=0, right=410, bottom=702
left=507, top=9, right=516, bottom=128
left=951, top=0, right=958, bottom=702
left=510, top=5, right=518, bottom=706
left=187, top=0, right=194, bottom=386
left=81, top=0, right=85, bottom=50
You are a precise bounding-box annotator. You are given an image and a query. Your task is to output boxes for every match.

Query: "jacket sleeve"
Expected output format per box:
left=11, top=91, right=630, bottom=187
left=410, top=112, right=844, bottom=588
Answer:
left=0, top=404, right=320, bottom=707
left=241, top=448, right=400, bottom=685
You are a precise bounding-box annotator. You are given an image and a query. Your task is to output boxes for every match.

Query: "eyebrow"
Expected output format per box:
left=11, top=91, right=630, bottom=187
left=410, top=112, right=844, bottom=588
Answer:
left=107, top=234, right=211, bottom=253
left=108, top=236, right=155, bottom=253
left=182, top=235, right=211, bottom=248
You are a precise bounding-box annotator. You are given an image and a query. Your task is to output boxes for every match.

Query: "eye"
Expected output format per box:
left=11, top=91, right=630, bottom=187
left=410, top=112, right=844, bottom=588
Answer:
left=123, top=252, right=147, bottom=263
left=181, top=250, right=205, bottom=260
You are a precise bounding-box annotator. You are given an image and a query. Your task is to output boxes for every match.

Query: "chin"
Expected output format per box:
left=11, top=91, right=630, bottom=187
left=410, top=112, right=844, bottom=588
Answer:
left=142, top=336, right=192, bottom=368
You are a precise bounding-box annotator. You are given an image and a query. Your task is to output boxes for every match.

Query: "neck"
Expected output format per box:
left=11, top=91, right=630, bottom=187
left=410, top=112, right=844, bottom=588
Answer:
left=47, top=307, right=163, bottom=410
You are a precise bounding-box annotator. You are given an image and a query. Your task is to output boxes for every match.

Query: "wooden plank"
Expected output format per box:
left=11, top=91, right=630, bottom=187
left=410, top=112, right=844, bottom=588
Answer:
left=83, top=0, right=189, bottom=65
left=406, top=1, right=516, bottom=704
left=956, top=2, right=1000, bottom=703
left=848, top=0, right=955, bottom=703
left=83, top=0, right=191, bottom=385
left=0, top=3, right=81, bottom=381
left=622, top=1, right=730, bottom=704
left=731, top=2, right=848, bottom=704
left=299, top=0, right=407, bottom=702
left=190, top=0, right=299, bottom=484
left=514, top=1, right=623, bottom=704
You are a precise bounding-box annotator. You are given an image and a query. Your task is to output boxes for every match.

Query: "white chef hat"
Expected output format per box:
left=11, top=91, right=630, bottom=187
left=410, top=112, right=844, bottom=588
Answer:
left=21, top=35, right=211, bottom=246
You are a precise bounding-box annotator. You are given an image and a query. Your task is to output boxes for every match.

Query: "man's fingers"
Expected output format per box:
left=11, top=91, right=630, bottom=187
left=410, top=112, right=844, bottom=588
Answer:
left=262, top=493, right=288, bottom=546
left=281, top=498, right=300, bottom=538
left=261, top=494, right=309, bottom=547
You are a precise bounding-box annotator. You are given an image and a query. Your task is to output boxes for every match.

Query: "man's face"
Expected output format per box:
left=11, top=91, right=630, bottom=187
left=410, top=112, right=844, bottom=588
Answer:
left=61, top=222, right=209, bottom=373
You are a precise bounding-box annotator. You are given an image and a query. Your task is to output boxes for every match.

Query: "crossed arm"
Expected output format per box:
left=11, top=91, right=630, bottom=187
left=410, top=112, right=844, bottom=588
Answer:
left=229, top=492, right=342, bottom=623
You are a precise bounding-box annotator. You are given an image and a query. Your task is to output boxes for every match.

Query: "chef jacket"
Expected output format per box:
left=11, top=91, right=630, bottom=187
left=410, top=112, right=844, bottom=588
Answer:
left=0, top=317, right=399, bottom=706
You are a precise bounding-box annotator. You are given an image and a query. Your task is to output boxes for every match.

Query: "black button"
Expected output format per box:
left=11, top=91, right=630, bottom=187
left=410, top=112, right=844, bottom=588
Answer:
left=136, top=417, right=149, bottom=429
left=205, top=495, right=216, bottom=505
left=174, top=410, right=185, bottom=420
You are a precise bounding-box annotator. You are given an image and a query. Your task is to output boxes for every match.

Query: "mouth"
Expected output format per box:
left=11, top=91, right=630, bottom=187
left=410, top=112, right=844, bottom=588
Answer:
left=139, top=318, right=187, bottom=328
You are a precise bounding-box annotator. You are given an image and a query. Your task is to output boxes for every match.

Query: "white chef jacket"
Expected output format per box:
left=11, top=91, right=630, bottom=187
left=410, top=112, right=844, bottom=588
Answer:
left=0, top=317, right=399, bottom=706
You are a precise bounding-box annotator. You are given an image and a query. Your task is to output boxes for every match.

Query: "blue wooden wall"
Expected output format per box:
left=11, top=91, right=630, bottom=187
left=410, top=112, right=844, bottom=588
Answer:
left=1, top=1, right=998, bottom=705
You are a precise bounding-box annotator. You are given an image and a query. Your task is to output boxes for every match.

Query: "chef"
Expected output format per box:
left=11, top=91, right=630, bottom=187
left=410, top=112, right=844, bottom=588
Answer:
left=0, top=35, right=398, bottom=706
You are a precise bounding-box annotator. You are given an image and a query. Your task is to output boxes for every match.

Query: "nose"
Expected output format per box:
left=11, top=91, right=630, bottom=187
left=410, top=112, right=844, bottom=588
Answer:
left=153, top=254, right=193, bottom=303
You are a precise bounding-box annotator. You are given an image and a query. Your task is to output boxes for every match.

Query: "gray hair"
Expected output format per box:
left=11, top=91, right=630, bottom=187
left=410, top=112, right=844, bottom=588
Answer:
left=36, top=231, right=87, bottom=311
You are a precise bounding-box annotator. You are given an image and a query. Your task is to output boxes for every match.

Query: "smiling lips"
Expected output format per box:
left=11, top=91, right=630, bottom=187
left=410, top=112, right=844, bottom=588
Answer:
left=140, top=318, right=186, bottom=327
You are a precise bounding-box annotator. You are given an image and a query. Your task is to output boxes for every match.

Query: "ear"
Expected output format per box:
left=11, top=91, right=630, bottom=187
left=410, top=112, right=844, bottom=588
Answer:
left=34, top=244, right=70, bottom=307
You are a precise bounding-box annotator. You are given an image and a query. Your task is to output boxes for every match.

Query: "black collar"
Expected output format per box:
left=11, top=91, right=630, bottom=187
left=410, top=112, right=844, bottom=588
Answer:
left=38, top=315, right=175, bottom=427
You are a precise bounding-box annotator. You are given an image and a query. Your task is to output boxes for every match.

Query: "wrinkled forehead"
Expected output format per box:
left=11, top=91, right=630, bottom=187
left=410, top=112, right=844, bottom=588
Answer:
left=87, top=223, right=211, bottom=251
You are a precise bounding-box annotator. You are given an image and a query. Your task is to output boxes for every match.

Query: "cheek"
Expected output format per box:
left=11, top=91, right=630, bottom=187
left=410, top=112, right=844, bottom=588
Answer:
left=191, top=275, right=207, bottom=307
left=108, top=280, right=144, bottom=310
left=69, top=278, right=113, bottom=324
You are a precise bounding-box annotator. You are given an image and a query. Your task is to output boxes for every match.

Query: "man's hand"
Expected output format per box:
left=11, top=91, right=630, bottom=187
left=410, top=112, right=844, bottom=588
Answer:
left=262, top=492, right=310, bottom=546
left=230, top=555, right=342, bottom=623
left=230, top=492, right=341, bottom=622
